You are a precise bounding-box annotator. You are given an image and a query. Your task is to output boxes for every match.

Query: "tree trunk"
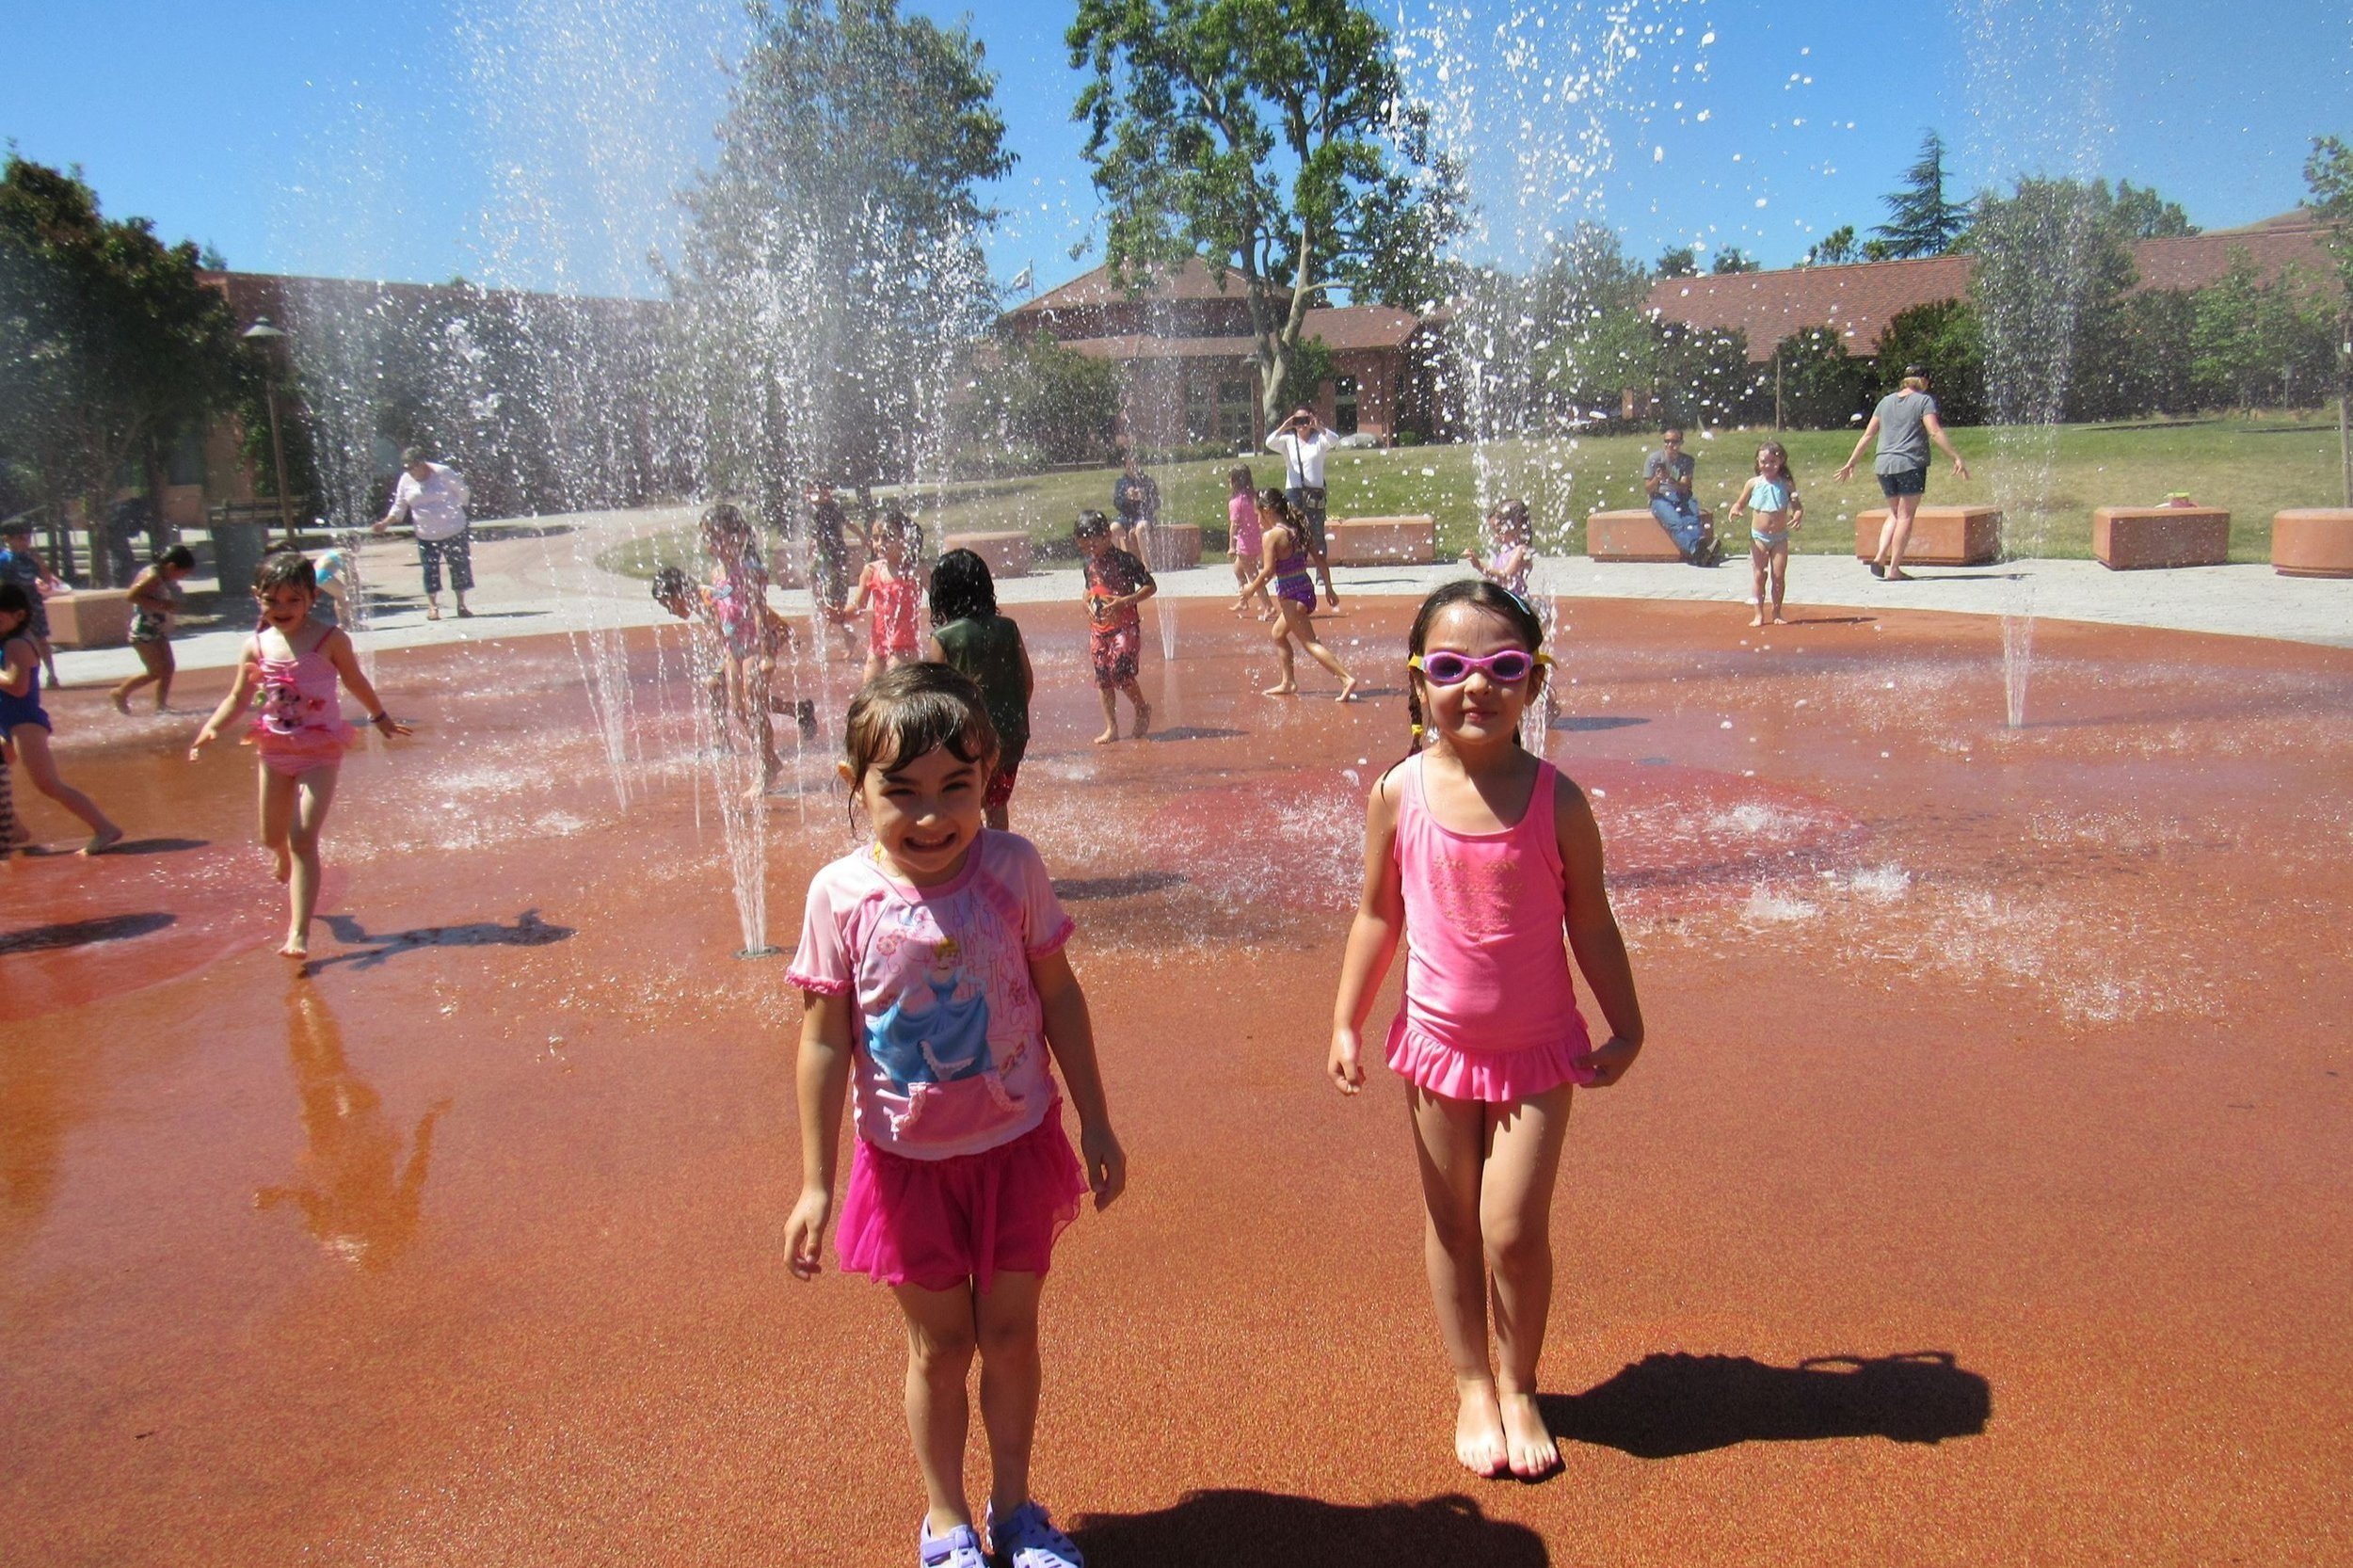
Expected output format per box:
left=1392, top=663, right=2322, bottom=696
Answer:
left=84, top=488, right=115, bottom=589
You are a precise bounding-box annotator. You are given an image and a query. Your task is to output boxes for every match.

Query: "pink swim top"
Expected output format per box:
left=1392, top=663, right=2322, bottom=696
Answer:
left=1229, top=492, right=1262, bottom=558
left=864, top=565, right=921, bottom=657
left=248, top=626, right=358, bottom=766
left=1385, top=751, right=1593, bottom=1099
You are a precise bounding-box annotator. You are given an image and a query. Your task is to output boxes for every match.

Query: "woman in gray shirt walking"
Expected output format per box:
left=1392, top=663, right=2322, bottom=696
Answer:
left=1835, top=369, right=1970, bottom=581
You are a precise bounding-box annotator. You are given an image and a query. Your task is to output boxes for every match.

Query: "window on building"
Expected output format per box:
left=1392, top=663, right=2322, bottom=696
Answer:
left=1217, top=378, right=1255, bottom=443
left=1333, top=374, right=1360, bottom=435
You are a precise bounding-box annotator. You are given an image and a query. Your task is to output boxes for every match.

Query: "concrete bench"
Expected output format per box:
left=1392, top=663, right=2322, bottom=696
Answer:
left=1136, top=522, right=1202, bottom=571
left=1327, top=515, right=1436, bottom=566
left=941, top=530, right=1032, bottom=580
left=1587, top=508, right=1707, bottom=563
left=2271, top=510, right=2353, bottom=579
left=2093, top=505, right=2231, bottom=570
left=1854, top=505, right=2002, bottom=566
left=45, top=589, right=133, bottom=648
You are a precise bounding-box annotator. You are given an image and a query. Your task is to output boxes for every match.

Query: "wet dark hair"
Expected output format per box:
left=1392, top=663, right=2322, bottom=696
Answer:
left=650, top=566, right=694, bottom=603
left=1487, top=498, right=1530, bottom=536
left=154, top=544, right=197, bottom=570
left=254, top=551, right=317, bottom=595
left=401, top=446, right=429, bottom=466
left=842, top=663, right=999, bottom=806
left=929, top=548, right=998, bottom=624
left=1401, top=579, right=1546, bottom=760
left=1074, top=510, right=1111, bottom=540
left=0, top=582, right=30, bottom=632
left=700, top=501, right=750, bottom=537
left=1228, top=464, right=1254, bottom=494
left=878, top=509, right=920, bottom=550
left=1257, top=488, right=1295, bottom=526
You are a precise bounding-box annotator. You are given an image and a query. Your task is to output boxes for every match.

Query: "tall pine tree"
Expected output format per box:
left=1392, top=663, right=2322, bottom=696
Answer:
left=1870, top=131, right=1967, bottom=260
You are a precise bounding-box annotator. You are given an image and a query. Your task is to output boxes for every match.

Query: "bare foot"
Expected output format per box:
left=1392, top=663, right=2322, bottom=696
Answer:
left=1094, top=727, right=1119, bottom=744
left=81, top=825, right=124, bottom=856
left=1885, top=569, right=1913, bottom=583
left=112, top=690, right=131, bottom=714
left=1336, top=678, right=1359, bottom=703
left=1454, top=1382, right=1509, bottom=1479
left=1261, top=682, right=1298, bottom=697
left=279, top=936, right=309, bottom=960
left=1499, top=1390, right=1561, bottom=1479
left=425, top=603, right=442, bottom=621
left=1772, top=614, right=1789, bottom=625
left=1748, top=614, right=1766, bottom=628
left=1130, top=701, right=1152, bottom=740
left=272, top=846, right=294, bottom=884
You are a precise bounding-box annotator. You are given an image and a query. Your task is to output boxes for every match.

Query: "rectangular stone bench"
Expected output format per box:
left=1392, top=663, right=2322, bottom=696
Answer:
left=2271, top=509, right=2353, bottom=578
left=1587, top=508, right=1706, bottom=563
left=1327, top=515, right=1435, bottom=566
left=941, top=530, right=1032, bottom=580
left=2092, top=505, right=2230, bottom=569
left=1137, top=521, right=1202, bottom=570
left=45, top=589, right=132, bottom=648
left=1854, top=505, right=2002, bottom=566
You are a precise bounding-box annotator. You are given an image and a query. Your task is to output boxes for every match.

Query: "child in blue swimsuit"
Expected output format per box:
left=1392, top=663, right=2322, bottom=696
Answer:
left=1728, top=440, right=1804, bottom=627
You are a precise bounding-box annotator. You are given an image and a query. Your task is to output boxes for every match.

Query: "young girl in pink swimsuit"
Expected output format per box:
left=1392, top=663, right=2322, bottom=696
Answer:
left=1328, top=579, right=1645, bottom=1480
left=843, top=511, right=924, bottom=685
left=192, top=552, right=410, bottom=958
left=785, top=664, right=1126, bottom=1568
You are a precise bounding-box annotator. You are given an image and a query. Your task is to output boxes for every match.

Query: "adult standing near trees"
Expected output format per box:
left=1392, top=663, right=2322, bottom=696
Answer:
left=1642, top=427, right=1721, bottom=567
left=1266, top=408, right=1341, bottom=607
left=372, top=447, right=473, bottom=620
left=1836, top=369, right=1971, bottom=582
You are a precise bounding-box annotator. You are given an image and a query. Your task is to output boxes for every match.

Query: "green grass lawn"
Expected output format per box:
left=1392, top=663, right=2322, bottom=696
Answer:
left=600, top=412, right=2346, bottom=578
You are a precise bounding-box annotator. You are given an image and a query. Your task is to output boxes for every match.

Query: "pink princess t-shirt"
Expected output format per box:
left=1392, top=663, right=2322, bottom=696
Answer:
left=788, top=830, right=1076, bottom=1160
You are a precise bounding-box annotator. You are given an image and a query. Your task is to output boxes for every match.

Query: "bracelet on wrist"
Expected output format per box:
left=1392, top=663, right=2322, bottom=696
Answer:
left=369, top=711, right=389, bottom=725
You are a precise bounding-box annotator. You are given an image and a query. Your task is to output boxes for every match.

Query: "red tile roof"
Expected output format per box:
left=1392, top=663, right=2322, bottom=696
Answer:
left=1645, top=212, right=2343, bottom=361
left=1010, top=255, right=1268, bottom=314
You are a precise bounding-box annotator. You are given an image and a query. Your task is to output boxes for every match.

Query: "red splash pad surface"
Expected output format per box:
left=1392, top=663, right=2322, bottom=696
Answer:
left=3, top=600, right=2350, bottom=1565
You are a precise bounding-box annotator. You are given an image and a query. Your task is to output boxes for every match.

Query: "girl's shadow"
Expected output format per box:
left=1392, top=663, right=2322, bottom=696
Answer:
left=1071, top=1489, right=1545, bottom=1567
left=1540, top=1350, right=1991, bottom=1460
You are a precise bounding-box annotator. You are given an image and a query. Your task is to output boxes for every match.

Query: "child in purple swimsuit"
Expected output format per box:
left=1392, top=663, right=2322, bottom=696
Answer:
left=1328, top=580, right=1646, bottom=1482
left=1235, top=488, right=1356, bottom=700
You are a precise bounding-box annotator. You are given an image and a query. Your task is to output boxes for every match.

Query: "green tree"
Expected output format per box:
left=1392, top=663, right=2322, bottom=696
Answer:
left=1872, top=130, right=1966, bottom=260
left=1650, top=322, right=1761, bottom=428
left=1802, top=226, right=1859, bottom=266
left=668, top=0, right=1010, bottom=510
left=2112, top=180, right=2197, bottom=238
left=2305, top=135, right=2353, bottom=501
left=1769, top=327, right=1873, bottom=429
left=2190, top=248, right=2336, bottom=411
left=1968, top=175, right=2140, bottom=423
left=1873, top=299, right=1985, bottom=425
left=1068, top=0, right=1465, bottom=425
left=1656, top=244, right=1697, bottom=278
left=962, top=332, right=1121, bottom=467
left=0, top=156, right=235, bottom=584
left=1710, top=248, right=1761, bottom=276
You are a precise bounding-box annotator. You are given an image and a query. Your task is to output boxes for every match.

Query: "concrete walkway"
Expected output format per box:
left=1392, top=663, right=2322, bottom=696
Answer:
left=54, top=502, right=2350, bottom=687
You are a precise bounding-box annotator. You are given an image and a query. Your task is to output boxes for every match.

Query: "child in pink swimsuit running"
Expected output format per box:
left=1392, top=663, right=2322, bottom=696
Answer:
left=192, top=552, right=411, bottom=958
left=1328, top=579, right=1645, bottom=1481
left=842, top=510, right=924, bottom=685
left=785, top=664, right=1126, bottom=1568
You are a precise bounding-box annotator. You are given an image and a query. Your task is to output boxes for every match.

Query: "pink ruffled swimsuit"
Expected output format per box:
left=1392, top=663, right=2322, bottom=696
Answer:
left=248, top=628, right=358, bottom=777
left=1385, top=751, right=1595, bottom=1100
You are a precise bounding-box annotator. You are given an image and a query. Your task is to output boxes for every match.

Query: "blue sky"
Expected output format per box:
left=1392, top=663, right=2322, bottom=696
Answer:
left=3, top=0, right=2345, bottom=300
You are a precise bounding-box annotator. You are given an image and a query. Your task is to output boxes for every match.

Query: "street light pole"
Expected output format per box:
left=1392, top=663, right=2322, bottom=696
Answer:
left=239, top=317, right=298, bottom=549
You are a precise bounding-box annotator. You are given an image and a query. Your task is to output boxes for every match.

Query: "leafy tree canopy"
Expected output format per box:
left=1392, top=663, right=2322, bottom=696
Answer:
left=2111, top=180, right=2197, bottom=239
left=1068, top=0, right=1465, bottom=421
left=1655, top=245, right=1697, bottom=278
left=1711, top=248, right=1761, bottom=275
left=1802, top=226, right=1858, bottom=267
left=670, top=0, right=1010, bottom=497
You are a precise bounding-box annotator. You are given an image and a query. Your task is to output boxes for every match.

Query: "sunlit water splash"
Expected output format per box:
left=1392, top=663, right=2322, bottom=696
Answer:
left=1960, top=0, right=2123, bottom=728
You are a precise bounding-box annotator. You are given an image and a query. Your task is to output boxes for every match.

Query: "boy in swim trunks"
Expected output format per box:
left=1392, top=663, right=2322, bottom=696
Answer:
left=1075, top=510, right=1156, bottom=744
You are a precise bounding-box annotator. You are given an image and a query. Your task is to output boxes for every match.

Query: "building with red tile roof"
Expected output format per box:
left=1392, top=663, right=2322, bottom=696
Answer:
left=1001, top=258, right=1441, bottom=447
left=1646, top=211, right=2339, bottom=362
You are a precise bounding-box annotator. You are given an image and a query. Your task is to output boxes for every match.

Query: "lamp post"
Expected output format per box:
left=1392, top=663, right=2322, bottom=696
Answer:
left=239, top=317, right=298, bottom=549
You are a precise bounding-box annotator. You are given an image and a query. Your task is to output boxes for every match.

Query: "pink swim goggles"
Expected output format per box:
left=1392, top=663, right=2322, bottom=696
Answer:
left=1409, top=648, right=1551, bottom=686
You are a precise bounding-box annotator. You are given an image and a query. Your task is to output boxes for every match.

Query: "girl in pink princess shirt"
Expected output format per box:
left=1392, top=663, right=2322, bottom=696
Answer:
left=785, top=662, right=1126, bottom=1568
left=1327, top=579, right=1646, bottom=1481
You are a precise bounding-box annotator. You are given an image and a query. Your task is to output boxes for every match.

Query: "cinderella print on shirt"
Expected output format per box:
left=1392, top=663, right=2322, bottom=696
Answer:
left=865, top=934, right=1020, bottom=1143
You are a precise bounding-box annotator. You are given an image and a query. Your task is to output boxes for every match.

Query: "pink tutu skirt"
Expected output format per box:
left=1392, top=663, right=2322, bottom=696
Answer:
left=837, top=1106, right=1089, bottom=1293
left=1385, top=1015, right=1597, bottom=1102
